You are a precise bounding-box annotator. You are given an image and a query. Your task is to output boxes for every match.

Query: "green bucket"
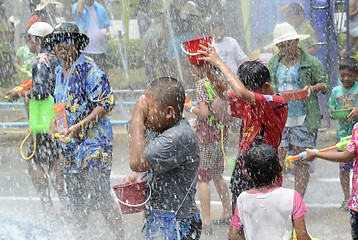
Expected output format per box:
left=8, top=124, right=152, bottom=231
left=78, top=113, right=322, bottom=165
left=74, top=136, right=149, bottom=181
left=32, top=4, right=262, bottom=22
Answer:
left=331, top=109, right=352, bottom=119
left=29, top=96, right=55, bottom=135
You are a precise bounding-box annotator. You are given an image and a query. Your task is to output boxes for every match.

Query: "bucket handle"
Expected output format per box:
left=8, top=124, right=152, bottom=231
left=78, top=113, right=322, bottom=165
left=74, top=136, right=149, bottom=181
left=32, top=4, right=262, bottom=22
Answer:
left=180, top=38, right=215, bottom=56
left=112, top=182, right=152, bottom=208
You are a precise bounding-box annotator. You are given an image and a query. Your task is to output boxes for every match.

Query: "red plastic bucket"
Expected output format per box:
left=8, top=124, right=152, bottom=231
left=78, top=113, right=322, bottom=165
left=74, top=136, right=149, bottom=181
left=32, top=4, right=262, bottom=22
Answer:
left=112, top=180, right=150, bottom=214
left=280, top=89, right=309, bottom=102
left=181, top=36, right=213, bottom=65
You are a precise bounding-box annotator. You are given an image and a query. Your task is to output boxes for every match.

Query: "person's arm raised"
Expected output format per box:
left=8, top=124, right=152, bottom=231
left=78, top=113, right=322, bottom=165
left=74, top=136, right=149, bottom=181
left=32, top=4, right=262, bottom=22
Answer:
left=75, top=0, right=85, bottom=16
left=198, top=44, right=255, bottom=105
left=129, top=95, right=152, bottom=172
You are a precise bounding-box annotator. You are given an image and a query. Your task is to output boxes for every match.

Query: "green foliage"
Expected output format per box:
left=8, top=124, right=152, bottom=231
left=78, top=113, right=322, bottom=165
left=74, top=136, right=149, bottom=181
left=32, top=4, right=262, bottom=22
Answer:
left=106, top=38, right=144, bottom=69
left=107, top=66, right=147, bottom=89
left=105, top=0, right=168, bottom=19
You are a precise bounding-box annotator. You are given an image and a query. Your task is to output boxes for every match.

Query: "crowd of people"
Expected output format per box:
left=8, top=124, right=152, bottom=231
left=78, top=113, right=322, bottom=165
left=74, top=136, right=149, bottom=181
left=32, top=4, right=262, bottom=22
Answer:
left=3, top=0, right=358, bottom=239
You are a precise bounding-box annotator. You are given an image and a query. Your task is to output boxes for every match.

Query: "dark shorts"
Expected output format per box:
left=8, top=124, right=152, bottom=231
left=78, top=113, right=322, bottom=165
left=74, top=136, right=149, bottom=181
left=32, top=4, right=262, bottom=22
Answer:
left=351, top=209, right=358, bottom=240
left=144, top=213, right=202, bottom=240
left=279, top=120, right=317, bottom=148
left=28, top=134, right=59, bottom=166
left=340, top=161, right=353, bottom=172
left=63, top=168, right=116, bottom=212
left=337, top=139, right=354, bottom=172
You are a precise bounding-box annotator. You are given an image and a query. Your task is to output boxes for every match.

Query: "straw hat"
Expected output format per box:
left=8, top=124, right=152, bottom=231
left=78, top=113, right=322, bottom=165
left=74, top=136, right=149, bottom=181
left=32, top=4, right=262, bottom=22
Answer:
left=35, top=0, right=62, bottom=11
left=264, top=22, right=309, bottom=49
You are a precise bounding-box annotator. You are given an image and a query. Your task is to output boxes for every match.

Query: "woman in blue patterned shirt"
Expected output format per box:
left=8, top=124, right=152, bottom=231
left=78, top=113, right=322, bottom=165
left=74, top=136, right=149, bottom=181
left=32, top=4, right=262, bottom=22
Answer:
left=48, top=22, right=124, bottom=239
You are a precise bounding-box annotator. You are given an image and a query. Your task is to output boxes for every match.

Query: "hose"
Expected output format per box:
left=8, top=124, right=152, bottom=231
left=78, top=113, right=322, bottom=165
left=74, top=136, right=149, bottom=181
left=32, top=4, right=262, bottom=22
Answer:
left=221, top=125, right=229, bottom=170
left=20, top=129, right=36, bottom=160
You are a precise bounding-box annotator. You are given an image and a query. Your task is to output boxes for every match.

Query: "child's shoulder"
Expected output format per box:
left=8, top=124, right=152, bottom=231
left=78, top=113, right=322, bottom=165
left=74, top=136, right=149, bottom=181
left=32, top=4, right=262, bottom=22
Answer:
left=255, top=92, right=287, bottom=105
left=164, top=118, right=193, bottom=137
left=332, top=84, right=344, bottom=91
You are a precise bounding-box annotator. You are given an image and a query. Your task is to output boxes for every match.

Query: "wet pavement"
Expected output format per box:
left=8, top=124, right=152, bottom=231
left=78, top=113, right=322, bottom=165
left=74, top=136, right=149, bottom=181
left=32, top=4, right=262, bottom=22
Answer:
left=0, top=122, right=352, bottom=239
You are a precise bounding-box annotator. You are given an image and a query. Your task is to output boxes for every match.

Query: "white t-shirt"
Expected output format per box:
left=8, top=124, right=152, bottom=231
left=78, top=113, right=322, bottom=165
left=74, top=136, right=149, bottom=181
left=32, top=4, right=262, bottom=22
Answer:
left=214, top=37, right=247, bottom=74
left=84, top=5, right=105, bottom=54
left=231, top=187, right=307, bottom=240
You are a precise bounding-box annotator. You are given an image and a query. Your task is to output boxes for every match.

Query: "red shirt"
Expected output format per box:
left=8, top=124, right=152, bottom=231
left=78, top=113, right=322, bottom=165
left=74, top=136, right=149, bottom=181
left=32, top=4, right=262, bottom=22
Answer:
left=229, top=91, right=288, bottom=168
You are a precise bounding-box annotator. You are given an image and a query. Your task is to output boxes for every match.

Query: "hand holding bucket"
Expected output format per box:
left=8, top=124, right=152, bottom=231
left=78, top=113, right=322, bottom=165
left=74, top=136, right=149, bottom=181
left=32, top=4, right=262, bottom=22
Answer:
left=181, top=36, right=214, bottom=65
left=196, top=42, right=224, bottom=68
left=112, top=180, right=151, bottom=214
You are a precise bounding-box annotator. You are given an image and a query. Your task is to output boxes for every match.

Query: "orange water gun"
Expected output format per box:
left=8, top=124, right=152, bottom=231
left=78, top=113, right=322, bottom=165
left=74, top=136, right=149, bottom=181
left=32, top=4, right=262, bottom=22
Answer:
left=286, top=135, right=351, bottom=162
left=5, top=79, right=33, bottom=99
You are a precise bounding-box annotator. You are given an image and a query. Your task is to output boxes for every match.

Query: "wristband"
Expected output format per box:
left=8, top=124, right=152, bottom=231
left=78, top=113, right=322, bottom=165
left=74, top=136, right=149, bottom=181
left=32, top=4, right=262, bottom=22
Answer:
left=190, top=106, right=195, bottom=113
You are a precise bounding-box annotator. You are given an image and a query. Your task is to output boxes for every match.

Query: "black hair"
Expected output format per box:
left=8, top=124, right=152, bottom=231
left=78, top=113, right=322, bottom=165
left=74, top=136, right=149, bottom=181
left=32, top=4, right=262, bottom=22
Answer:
left=285, top=2, right=304, bottom=18
left=147, top=77, right=185, bottom=115
left=339, top=57, right=358, bottom=74
left=237, top=61, right=271, bottom=91
left=244, top=137, right=281, bottom=187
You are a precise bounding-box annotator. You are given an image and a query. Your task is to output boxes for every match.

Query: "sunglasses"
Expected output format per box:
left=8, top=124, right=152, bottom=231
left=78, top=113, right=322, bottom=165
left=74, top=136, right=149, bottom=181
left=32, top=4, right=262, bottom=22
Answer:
left=52, top=36, right=75, bottom=45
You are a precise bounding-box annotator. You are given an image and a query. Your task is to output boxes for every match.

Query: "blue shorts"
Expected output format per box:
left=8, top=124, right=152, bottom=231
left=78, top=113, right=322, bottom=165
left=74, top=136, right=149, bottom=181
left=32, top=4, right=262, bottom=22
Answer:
left=340, top=161, right=353, bottom=172
left=143, top=213, right=202, bottom=239
left=338, top=139, right=354, bottom=172
left=279, top=120, right=317, bottom=148
left=168, top=34, right=194, bottom=59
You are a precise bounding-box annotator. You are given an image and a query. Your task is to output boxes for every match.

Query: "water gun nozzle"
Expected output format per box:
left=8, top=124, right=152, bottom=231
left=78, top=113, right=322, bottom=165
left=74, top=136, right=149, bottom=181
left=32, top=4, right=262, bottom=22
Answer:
left=54, top=133, right=71, bottom=143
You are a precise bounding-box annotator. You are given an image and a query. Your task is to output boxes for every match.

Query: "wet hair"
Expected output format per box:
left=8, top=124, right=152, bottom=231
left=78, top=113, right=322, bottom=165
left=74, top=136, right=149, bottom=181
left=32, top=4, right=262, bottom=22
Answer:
left=285, top=2, right=304, bottom=18
left=244, top=137, right=281, bottom=187
left=339, top=57, right=358, bottom=74
left=147, top=77, right=185, bottom=115
left=237, top=61, right=271, bottom=91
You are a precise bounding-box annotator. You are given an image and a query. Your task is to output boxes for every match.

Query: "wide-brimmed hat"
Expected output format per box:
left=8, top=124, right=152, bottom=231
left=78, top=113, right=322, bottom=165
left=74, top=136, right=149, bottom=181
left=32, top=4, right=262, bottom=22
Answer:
left=264, top=22, right=309, bottom=49
left=48, top=22, right=89, bottom=49
left=35, top=0, right=62, bottom=11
